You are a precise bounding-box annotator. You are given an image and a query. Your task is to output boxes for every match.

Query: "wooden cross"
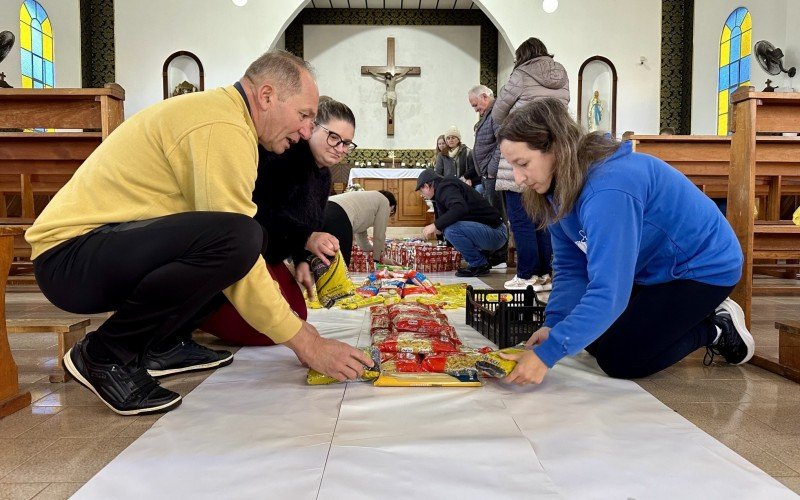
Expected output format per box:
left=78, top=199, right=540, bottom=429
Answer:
left=361, top=37, right=420, bottom=136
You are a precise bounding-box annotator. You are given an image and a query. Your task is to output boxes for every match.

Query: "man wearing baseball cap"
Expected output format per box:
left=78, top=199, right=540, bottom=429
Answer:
left=416, top=169, right=507, bottom=277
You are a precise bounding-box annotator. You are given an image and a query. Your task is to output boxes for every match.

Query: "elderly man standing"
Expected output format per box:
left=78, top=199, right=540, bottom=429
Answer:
left=26, top=50, right=373, bottom=416
left=468, top=85, right=501, bottom=209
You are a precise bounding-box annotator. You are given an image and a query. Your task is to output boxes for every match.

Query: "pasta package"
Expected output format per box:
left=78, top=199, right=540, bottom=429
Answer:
left=307, top=346, right=382, bottom=385
left=475, top=347, right=526, bottom=378
left=307, top=251, right=354, bottom=309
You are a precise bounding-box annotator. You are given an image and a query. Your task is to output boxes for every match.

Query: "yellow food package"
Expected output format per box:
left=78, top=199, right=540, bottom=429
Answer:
left=338, top=295, right=385, bottom=310
left=373, top=372, right=481, bottom=387
left=307, top=346, right=381, bottom=385
left=476, top=347, right=525, bottom=378
left=307, top=251, right=354, bottom=309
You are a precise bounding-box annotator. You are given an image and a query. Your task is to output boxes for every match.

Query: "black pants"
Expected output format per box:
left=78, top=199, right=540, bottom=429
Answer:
left=33, top=212, right=263, bottom=365
left=322, top=201, right=353, bottom=266
left=585, top=280, right=734, bottom=379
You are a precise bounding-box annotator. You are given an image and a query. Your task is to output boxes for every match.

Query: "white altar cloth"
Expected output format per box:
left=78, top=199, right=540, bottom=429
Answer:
left=347, top=167, right=425, bottom=185
left=74, top=276, right=795, bottom=500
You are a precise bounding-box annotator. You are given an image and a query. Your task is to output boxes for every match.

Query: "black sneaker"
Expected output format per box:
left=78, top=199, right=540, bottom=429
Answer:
left=64, top=338, right=182, bottom=416
left=704, top=298, right=755, bottom=366
left=455, top=264, right=491, bottom=277
left=144, top=339, right=233, bottom=378
left=486, top=244, right=508, bottom=267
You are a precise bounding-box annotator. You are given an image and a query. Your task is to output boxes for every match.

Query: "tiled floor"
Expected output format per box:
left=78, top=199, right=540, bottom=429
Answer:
left=2, top=273, right=799, bottom=499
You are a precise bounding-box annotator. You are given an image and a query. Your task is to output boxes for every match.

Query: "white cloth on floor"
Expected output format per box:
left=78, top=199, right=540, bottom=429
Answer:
left=73, top=275, right=795, bottom=500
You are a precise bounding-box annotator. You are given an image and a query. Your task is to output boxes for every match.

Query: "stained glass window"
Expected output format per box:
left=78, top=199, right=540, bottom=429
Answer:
left=19, top=0, right=54, bottom=90
left=717, top=7, right=751, bottom=136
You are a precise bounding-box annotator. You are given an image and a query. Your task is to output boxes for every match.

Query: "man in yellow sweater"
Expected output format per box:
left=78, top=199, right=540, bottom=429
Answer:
left=26, top=50, right=373, bottom=416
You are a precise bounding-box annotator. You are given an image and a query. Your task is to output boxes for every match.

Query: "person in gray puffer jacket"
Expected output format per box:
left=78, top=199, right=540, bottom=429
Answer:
left=492, top=37, right=568, bottom=289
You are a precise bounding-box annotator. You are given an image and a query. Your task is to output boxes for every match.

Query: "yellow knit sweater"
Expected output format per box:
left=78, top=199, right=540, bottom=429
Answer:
left=26, top=86, right=302, bottom=343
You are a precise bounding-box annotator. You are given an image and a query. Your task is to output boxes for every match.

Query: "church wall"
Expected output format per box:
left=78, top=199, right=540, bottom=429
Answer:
left=113, top=0, right=661, bottom=135
left=476, top=0, right=663, bottom=135
left=114, top=0, right=307, bottom=117
left=496, top=33, right=514, bottom=94
left=305, top=24, right=479, bottom=150
left=783, top=1, right=799, bottom=89
left=0, top=0, right=81, bottom=88
left=691, top=0, right=790, bottom=134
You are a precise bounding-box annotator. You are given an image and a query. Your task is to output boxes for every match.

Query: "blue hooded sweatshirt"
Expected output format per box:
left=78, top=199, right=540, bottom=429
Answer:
left=534, top=141, right=743, bottom=368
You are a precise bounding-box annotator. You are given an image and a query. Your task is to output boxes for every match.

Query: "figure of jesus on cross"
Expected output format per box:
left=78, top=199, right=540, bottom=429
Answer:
left=361, top=37, right=420, bottom=136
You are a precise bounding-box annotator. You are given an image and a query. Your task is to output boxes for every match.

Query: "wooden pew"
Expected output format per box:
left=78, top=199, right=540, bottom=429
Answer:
left=0, top=84, right=124, bottom=261
left=0, top=226, right=31, bottom=418
left=0, top=86, right=124, bottom=417
left=728, top=89, right=800, bottom=329
left=632, top=135, right=800, bottom=219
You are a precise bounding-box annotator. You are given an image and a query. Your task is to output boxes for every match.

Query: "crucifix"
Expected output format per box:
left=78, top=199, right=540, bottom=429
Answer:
left=361, top=37, right=420, bottom=136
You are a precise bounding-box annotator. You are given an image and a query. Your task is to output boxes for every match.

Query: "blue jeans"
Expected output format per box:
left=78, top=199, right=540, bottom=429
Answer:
left=443, top=221, right=508, bottom=267
left=505, top=191, right=552, bottom=278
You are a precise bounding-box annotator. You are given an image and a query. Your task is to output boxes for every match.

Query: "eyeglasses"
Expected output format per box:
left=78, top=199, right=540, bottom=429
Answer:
left=315, top=122, right=357, bottom=153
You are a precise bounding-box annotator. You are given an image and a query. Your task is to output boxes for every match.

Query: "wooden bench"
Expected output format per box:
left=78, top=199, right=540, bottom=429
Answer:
left=751, top=321, right=800, bottom=384
left=0, top=226, right=31, bottom=418
left=7, top=318, right=91, bottom=383
left=0, top=84, right=125, bottom=267
left=632, top=134, right=800, bottom=219
left=728, top=89, right=800, bottom=329
left=776, top=320, right=800, bottom=382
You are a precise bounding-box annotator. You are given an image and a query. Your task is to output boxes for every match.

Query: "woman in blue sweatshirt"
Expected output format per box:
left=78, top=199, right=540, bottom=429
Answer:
left=496, top=98, right=754, bottom=385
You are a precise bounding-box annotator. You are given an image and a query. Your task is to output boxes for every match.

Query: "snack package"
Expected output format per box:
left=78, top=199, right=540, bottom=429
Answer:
left=475, top=347, right=526, bottom=378
left=379, top=352, right=424, bottom=373
left=373, top=372, right=481, bottom=387
left=421, top=352, right=483, bottom=374
left=374, top=332, right=460, bottom=354
left=307, top=251, right=354, bottom=308
left=307, top=346, right=381, bottom=385
left=338, top=295, right=384, bottom=310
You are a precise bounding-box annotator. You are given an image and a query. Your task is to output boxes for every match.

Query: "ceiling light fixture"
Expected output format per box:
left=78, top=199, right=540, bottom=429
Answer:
left=232, top=0, right=247, bottom=6
left=542, top=0, right=558, bottom=14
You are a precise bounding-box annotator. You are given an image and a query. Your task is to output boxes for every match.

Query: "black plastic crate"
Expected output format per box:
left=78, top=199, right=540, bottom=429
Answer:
left=465, top=285, right=546, bottom=348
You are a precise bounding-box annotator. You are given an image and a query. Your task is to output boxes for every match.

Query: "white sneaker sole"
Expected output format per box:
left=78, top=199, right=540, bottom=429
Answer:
left=717, top=298, right=755, bottom=365
left=147, top=353, right=234, bottom=378
left=64, top=347, right=182, bottom=416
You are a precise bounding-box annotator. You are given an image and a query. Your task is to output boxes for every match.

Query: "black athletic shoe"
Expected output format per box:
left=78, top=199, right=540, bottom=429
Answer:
left=64, top=337, right=182, bottom=416
left=455, top=264, right=491, bottom=277
left=704, top=298, right=755, bottom=366
left=486, top=244, right=508, bottom=267
left=144, top=339, right=233, bottom=378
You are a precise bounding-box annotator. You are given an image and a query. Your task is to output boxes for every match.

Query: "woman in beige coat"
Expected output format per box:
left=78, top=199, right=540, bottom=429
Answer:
left=493, top=37, right=569, bottom=290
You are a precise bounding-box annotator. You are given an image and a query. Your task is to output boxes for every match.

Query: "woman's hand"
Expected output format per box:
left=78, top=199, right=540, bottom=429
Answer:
left=524, top=326, right=551, bottom=348
left=378, top=254, right=397, bottom=266
left=294, top=261, right=315, bottom=300
left=305, top=232, right=339, bottom=266
left=499, top=349, right=548, bottom=385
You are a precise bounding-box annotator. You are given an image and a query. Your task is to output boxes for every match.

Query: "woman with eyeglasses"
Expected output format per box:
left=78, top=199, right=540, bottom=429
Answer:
left=200, top=96, right=358, bottom=346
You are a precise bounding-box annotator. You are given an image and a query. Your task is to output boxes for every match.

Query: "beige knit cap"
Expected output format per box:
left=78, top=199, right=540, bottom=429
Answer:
left=445, top=126, right=461, bottom=140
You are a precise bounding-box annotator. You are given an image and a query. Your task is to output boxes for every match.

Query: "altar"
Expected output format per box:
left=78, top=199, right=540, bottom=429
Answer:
left=348, top=167, right=432, bottom=227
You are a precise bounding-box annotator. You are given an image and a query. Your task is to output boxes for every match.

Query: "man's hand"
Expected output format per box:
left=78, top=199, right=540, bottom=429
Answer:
left=305, top=232, right=339, bottom=266
left=498, top=349, right=548, bottom=385
left=422, top=223, right=439, bottom=240
left=294, top=261, right=315, bottom=300
left=524, top=326, right=551, bottom=348
left=284, top=322, right=374, bottom=381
